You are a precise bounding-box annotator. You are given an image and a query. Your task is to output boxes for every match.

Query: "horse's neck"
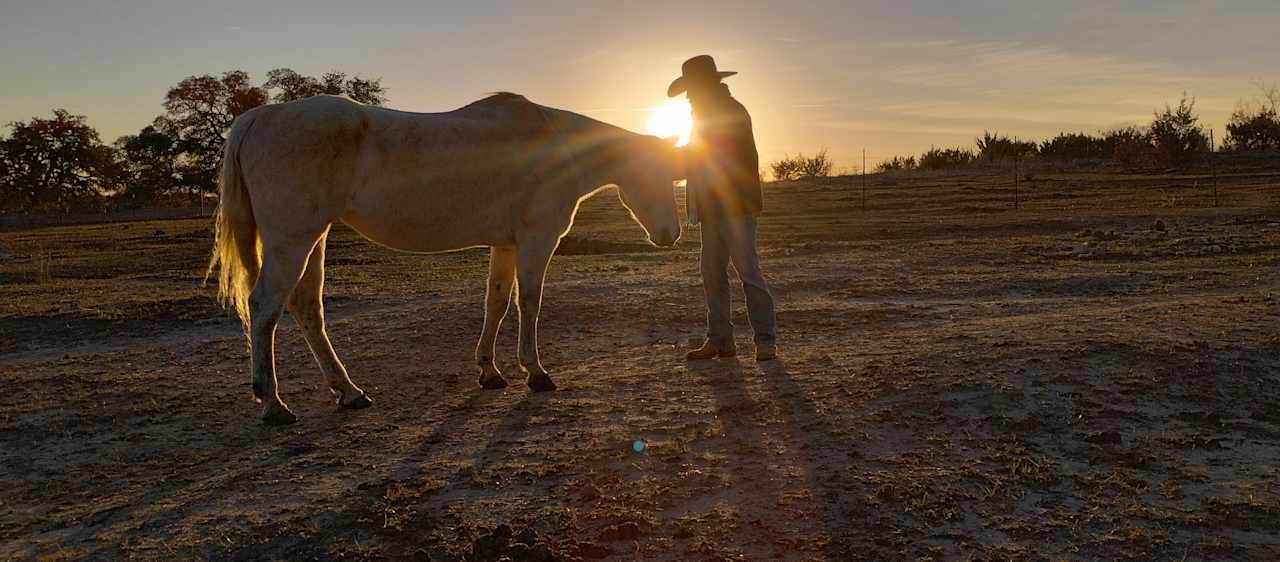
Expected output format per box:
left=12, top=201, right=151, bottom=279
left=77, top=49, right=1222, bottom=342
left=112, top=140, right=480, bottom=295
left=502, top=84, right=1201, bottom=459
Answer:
left=564, top=131, right=632, bottom=197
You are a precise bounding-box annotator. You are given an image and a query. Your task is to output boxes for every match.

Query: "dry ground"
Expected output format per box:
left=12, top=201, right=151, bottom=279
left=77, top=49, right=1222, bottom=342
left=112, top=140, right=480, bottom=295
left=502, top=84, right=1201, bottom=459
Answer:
left=2, top=159, right=1280, bottom=561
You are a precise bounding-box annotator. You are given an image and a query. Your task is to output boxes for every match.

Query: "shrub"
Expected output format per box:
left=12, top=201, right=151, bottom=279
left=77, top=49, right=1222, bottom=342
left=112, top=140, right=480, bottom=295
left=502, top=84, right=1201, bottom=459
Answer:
left=1039, top=132, right=1108, bottom=160
left=877, top=155, right=917, bottom=172
left=770, top=149, right=833, bottom=181
left=918, top=147, right=976, bottom=170
left=1225, top=108, right=1280, bottom=151
left=1149, top=95, right=1208, bottom=167
left=976, top=131, right=1037, bottom=161
left=1225, top=82, right=1280, bottom=151
left=1099, top=126, right=1154, bottom=167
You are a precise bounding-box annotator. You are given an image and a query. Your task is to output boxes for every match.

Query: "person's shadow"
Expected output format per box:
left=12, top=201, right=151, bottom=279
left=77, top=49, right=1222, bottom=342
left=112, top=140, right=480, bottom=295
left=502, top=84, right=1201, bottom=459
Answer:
left=682, top=355, right=867, bottom=559
left=757, top=358, right=870, bottom=558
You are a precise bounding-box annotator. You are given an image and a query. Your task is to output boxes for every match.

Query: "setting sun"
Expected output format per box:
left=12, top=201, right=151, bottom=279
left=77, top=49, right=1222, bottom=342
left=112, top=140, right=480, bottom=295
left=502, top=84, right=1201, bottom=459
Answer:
left=647, top=100, right=692, bottom=146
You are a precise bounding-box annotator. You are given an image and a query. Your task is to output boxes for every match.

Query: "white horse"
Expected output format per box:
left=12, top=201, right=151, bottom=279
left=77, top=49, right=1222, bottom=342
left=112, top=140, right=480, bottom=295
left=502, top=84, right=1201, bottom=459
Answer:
left=208, top=93, right=682, bottom=425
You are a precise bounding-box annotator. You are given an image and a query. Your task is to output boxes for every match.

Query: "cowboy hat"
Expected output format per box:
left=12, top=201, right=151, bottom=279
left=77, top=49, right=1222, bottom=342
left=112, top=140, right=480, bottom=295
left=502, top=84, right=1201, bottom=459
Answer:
left=667, top=55, right=737, bottom=97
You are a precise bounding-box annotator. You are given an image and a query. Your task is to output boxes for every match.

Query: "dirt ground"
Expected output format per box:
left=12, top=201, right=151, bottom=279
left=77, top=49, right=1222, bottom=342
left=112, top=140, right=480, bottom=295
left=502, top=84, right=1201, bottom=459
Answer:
left=3, top=159, right=1280, bottom=561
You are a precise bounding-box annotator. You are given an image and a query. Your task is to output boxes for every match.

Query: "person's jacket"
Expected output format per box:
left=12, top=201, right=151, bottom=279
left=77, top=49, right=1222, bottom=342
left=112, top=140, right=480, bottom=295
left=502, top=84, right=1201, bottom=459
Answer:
left=686, top=84, right=762, bottom=224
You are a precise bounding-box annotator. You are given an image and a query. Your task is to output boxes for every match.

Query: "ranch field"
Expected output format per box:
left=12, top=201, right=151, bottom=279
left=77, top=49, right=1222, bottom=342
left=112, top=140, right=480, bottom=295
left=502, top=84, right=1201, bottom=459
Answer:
left=3, top=159, right=1280, bottom=561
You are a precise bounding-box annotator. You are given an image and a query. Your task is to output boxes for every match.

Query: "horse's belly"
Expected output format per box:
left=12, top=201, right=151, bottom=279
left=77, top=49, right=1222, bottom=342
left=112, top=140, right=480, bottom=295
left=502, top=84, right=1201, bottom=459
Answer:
left=340, top=207, right=506, bottom=254
left=338, top=144, right=520, bottom=253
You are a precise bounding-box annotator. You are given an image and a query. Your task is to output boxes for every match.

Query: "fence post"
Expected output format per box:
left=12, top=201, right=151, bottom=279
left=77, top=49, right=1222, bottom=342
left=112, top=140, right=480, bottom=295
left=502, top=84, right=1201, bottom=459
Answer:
left=1014, top=154, right=1020, bottom=209
left=861, top=148, right=867, bottom=212
left=1210, top=129, right=1218, bottom=207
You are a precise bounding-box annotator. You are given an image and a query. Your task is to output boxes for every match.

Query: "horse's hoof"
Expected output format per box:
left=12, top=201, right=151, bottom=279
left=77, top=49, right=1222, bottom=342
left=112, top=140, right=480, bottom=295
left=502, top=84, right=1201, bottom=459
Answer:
left=479, top=373, right=509, bottom=390
left=262, top=405, right=298, bottom=426
left=339, top=392, right=373, bottom=409
left=527, top=373, right=557, bottom=392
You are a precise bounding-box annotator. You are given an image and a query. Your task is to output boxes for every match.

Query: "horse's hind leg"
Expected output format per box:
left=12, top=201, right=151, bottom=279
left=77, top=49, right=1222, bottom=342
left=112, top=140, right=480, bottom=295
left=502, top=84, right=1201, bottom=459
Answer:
left=476, top=246, right=516, bottom=389
left=250, top=234, right=320, bottom=425
left=288, top=231, right=371, bottom=409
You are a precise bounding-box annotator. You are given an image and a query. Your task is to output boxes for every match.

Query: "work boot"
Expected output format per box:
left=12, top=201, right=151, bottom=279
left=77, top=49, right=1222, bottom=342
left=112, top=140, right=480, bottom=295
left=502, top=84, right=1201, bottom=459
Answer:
left=685, top=341, right=736, bottom=360
left=755, top=343, right=778, bottom=362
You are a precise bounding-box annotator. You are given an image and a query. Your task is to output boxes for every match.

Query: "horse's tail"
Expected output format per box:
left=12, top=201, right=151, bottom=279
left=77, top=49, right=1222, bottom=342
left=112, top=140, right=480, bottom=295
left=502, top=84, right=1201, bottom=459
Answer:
left=205, top=112, right=261, bottom=335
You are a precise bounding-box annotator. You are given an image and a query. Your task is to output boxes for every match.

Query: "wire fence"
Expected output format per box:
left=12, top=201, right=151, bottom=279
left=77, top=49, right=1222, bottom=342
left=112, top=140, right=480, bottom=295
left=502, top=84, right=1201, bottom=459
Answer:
left=798, top=142, right=1280, bottom=214
left=0, top=206, right=213, bottom=231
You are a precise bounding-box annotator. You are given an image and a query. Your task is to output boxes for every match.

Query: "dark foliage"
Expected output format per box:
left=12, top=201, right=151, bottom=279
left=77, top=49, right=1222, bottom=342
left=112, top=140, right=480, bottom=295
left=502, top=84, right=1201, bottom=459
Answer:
left=1224, top=82, right=1280, bottom=151
left=114, top=126, right=184, bottom=208
left=918, top=147, right=976, bottom=170
left=157, top=70, right=268, bottom=195
left=0, top=110, right=123, bottom=212
left=976, top=131, right=1037, bottom=161
left=1104, top=126, right=1157, bottom=168
left=264, top=68, right=388, bottom=105
left=1, top=68, right=388, bottom=213
left=1149, top=95, right=1209, bottom=168
left=1039, top=132, right=1109, bottom=160
left=770, top=149, right=834, bottom=181
left=1225, top=109, right=1280, bottom=151
left=156, top=68, right=388, bottom=196
left=877, top=155, right=917, bottom=172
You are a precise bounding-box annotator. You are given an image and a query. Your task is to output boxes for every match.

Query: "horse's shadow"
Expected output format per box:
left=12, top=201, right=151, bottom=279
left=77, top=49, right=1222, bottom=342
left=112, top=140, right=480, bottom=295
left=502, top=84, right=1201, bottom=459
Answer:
left=325, top=354, right=868, bottom=559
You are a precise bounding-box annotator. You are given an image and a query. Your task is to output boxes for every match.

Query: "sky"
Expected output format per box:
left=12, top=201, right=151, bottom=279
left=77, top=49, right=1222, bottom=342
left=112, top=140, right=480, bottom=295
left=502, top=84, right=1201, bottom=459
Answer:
left=2, top=0, right=1278, bottom=171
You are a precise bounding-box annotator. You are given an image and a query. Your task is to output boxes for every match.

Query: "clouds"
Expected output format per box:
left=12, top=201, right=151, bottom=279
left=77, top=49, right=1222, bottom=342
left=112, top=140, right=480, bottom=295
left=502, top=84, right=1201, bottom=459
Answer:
left=0, top=0, right=1274, bottom=169
left=756, top=29, right=1257, bottom=165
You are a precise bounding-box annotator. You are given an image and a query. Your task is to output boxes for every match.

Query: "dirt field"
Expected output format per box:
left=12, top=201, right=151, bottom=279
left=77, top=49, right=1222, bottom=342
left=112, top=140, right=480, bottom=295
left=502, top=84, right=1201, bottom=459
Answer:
left=3, top=159, right=1280, bottom=561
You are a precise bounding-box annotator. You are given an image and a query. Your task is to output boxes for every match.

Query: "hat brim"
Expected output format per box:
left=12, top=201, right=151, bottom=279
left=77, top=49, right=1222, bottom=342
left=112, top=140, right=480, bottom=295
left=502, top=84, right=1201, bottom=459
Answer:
left=667, top=71, right=737, bottom=97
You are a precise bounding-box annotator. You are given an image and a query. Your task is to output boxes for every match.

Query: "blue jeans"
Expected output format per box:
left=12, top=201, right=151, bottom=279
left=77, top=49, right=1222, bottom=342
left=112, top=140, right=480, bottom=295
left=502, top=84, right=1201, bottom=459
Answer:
left=700, top=216, right=777, bottom=349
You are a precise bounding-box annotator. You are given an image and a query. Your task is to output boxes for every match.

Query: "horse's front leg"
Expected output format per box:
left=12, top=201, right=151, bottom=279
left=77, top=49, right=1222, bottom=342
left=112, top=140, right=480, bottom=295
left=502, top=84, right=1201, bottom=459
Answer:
left=476, top=246, right=516, bottom=389
left=514, top=235, right=559, bottom=392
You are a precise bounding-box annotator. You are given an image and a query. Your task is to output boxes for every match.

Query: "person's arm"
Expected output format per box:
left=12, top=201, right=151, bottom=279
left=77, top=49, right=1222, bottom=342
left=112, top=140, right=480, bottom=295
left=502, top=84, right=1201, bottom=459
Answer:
left=730, top=109, right=761, bottom=186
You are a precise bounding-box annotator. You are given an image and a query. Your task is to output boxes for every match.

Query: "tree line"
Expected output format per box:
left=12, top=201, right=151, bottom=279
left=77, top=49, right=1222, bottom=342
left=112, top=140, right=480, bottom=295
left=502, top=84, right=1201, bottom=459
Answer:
left=878, top=88, right=1280, bottom=172
left=0, top=69, right=386, bottom=213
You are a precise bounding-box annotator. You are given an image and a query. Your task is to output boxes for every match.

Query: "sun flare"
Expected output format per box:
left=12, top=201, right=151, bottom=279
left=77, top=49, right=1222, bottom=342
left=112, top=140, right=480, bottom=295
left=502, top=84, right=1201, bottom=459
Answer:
left=647, top=100, right=692, bottom=147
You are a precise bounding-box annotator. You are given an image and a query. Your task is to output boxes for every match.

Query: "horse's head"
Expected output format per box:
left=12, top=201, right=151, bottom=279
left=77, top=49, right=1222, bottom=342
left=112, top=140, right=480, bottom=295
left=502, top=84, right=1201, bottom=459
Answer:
left=617, top=135, right=683, bottom=247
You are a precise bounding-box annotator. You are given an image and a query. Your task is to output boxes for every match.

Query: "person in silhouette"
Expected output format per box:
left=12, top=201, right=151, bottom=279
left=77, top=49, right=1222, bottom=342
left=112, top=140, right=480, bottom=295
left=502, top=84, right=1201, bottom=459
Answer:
left=669, top=55, right=778, bottom=361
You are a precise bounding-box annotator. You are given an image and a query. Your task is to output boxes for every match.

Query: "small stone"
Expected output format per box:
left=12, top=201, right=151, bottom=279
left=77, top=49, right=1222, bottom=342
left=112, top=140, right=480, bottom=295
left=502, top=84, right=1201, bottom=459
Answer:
left=472, top=524, right=514, bottom=560
left=1085, top=430, right=1123, bottom=444
left=574, top=541, right=610, bottom=559
left=514, top=527, right=540, bottom=547
left=597, top=521, right=642, bottom=542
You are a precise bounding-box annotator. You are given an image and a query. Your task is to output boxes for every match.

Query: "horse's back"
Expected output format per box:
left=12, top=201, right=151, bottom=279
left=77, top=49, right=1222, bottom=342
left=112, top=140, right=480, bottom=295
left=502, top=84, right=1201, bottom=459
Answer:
left=237, top=93, right=549, bottom=169
left=231, top=94, right=560, bottom=252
